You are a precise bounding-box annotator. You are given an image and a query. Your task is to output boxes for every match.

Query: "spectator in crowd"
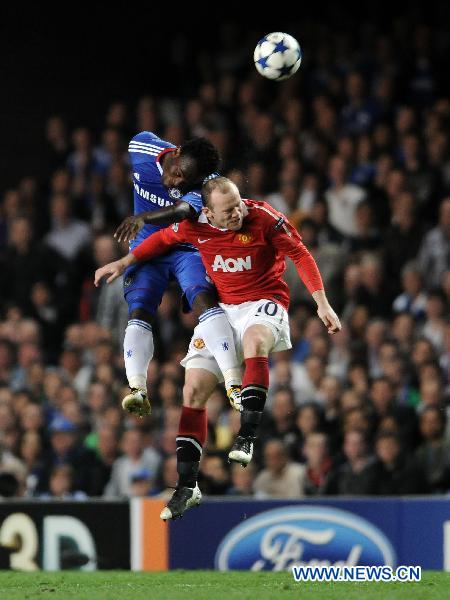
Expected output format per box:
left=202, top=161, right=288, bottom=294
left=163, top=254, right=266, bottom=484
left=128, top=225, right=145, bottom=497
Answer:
left=302, top=433, right=334, bottom=495
left=128, top=468, right=157, bottom=498
left=392, top=263, right=427, bottom=319
left=325, top=155, right=366, bottom=238
left=383, top=191, right=424, bottom=297
left=45, top=194, right=91, bottom=262
left=0, top=472, right=21, bottom=498
left=156, top=456, right=178, bottom=501
left=260, top=386, right=297, bottom=450
left=86, top=424, right=120, bottom=493
left=415, top=407, right=450, bottom=493
left=40, top=464, right=87, bottom=500
left=20, top=430, right=45, bottom=496
left=374, top=431, right=427, bottom=495
left=103, top=428, right=161, bottom=498
left=369, top=377, right=419, bottom=448
left=92, top=235, right=128, bottom=348
left=326, top=430, right=378, bottom=495
left=200, top=453, right=231, bottom=495
left=253, top=439, right=306, bottom=498
left=38, top=416, right=104, bottom=496
left=227, top=462, right=256, bottom=496
left=421, top=290, right=447, bottom=351
left=292, top=402, right=322, bottom=461
left=418, top=198, right=450, bottom=289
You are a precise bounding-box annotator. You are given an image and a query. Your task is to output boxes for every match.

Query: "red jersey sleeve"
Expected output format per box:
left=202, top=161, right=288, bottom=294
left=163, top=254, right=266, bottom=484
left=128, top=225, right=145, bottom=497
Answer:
left=131, top=223, right=187, bottom=261
left=267, top=215, right=324, bottom=294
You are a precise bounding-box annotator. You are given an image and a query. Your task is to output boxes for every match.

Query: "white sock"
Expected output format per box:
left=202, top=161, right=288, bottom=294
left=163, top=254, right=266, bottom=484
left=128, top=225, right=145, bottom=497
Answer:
left=197, top=307, right=241, bottom=388
left=124, top=319, right=154, bottom=391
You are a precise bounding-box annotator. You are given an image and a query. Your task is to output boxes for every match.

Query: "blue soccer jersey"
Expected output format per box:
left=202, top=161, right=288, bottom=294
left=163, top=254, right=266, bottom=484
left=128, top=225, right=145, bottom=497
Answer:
left=124, top=131, right=214, bottom=316
left=128, top=131, right=203, bottom=250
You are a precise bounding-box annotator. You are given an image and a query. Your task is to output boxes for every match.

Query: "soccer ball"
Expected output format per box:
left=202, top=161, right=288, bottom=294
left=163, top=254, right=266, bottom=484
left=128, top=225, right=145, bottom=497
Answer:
left=254, top=32, right=302, bottom=81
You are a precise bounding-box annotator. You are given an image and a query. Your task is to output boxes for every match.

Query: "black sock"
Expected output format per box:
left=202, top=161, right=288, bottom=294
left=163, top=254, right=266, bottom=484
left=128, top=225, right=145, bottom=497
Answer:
left=176, top=436, right=201, bottom=488
left=238, top=385, right=268, bottom=438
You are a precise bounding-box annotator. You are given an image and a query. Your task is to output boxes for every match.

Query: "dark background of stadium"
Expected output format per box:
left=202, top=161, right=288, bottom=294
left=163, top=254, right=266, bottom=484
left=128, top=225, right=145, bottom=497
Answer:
left=1, top=1, right=449, bottom=192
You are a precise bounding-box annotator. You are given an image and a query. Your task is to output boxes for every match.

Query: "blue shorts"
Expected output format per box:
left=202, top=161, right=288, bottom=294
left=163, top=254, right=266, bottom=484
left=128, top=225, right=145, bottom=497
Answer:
left=123, top=248, right=215, bottom=316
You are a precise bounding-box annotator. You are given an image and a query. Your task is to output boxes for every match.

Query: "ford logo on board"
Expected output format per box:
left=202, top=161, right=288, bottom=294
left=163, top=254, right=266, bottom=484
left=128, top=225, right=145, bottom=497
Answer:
left=215, top=506, right=396, bottom=571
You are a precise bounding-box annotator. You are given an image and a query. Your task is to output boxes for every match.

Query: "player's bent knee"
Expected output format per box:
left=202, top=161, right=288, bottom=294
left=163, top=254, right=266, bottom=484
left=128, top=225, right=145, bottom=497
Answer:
left=243, top=327, right=273, bottom=357
left=186, top=287, right=217, bottom=315
left=244, top=335, right=268, bottom=356
left=182, top=382, right=208, bottom=409
left=129, top=308, right=154, bottom=325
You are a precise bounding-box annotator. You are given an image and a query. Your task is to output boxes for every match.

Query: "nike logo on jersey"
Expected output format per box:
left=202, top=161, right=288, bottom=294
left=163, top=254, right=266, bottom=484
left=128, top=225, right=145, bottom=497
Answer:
left=198, top=238, right=211, bottom=244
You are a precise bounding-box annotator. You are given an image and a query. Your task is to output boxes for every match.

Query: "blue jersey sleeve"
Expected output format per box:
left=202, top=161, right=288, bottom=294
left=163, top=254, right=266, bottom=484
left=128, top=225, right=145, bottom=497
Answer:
left=181, top=190, right=203, bottom=214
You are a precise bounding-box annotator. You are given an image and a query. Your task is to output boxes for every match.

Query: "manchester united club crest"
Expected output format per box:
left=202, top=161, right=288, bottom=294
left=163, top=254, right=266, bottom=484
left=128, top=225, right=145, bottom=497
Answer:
left=168, top=187, right=182, bottom=200
left=237, top=232, right=253, bottom=244
left=193, top=338, right=206, bottom=349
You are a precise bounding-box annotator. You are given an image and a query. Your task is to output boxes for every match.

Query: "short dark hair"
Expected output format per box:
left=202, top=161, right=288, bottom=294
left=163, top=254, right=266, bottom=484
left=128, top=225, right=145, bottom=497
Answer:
left=201, top=176, right=236, bottom=207
left=0, top=472, right=20, bottom=497
left=180, top=137, right=221, bottom=180
left=375, top=430, right=399, bottom=445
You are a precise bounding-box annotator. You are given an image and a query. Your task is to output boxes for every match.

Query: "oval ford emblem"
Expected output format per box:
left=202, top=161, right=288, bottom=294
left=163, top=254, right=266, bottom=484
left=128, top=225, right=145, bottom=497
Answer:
left=215, top=505, right=396, bottom=571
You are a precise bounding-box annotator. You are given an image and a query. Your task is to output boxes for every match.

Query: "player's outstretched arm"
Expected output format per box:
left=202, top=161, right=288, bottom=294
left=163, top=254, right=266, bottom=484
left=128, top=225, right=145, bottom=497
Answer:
left=95, top=226, right=184, bottom=287
left=114, top=201, right=195, bottom=243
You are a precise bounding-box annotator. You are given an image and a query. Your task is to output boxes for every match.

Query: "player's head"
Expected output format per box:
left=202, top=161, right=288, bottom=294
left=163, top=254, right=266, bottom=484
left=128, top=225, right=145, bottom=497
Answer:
left=202, top=176, right=245, bottom=231
left=161, top=137, right=220, bottom=192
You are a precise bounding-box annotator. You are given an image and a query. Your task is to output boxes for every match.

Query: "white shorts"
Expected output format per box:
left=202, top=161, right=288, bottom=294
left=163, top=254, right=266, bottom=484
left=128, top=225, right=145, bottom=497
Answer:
left=181, top=299, right=292, bottom=382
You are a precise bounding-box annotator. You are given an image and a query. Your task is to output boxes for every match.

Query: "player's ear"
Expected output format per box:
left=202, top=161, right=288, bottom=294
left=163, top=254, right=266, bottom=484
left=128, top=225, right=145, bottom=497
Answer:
left=173, top=147, right=182, bottom=157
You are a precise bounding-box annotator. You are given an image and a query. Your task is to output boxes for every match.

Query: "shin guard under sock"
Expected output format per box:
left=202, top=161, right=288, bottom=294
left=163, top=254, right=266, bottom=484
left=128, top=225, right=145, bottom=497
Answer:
left=176, top=405, right=207, bottom=488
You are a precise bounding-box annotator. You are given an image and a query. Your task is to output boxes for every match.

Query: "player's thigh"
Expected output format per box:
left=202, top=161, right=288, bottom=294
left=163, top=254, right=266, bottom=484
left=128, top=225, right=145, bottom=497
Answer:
left=123, top=260, right=169, bottom=316
left=181, top=338, right=224, bottom=385
left=239, top=300, right=291, bottom=358
left=242, top=324, right=275, bottom=358
left=181, top=316, right=244, bottom=383
left=171, top=250, right=215, bottom=312
left=183, top=368, right=219, bottom=409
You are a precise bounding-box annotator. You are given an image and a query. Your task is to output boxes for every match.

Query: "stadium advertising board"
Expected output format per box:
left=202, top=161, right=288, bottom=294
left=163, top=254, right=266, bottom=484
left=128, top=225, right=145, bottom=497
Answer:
left=158, top=497, right=450, bottom=571
left=2, top=498, right=449, bottom=571
left=0, top=501, right=129, bottom=571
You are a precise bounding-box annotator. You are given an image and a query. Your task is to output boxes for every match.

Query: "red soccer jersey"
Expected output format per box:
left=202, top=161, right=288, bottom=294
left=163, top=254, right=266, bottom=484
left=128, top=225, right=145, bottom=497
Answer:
left=132, top=199, right=323, bottom=310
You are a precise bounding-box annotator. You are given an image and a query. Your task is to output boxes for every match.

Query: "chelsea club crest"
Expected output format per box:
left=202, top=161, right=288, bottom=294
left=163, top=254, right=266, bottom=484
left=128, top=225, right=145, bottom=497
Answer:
left=168, top=187, right=182, bottom=200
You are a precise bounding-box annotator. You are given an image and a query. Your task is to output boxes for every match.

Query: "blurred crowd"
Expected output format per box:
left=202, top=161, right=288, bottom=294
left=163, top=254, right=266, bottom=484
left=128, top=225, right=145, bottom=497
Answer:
left=0, top=19, right=449, bottom=500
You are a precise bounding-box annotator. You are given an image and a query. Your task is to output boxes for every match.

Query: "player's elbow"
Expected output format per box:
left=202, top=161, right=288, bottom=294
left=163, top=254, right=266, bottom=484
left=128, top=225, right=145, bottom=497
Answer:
left=174, top=201, right=195, bottom=221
